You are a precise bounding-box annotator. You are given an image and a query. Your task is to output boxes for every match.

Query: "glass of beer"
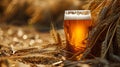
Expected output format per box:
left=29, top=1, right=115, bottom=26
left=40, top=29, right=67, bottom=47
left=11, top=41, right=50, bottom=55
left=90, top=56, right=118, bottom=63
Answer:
left=64, top=10, right=92, bottom=60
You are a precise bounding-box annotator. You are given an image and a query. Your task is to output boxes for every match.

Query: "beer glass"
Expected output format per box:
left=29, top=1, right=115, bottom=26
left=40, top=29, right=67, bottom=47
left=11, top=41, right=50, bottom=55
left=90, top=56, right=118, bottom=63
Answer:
left=64, top=10, right=92, bottom=60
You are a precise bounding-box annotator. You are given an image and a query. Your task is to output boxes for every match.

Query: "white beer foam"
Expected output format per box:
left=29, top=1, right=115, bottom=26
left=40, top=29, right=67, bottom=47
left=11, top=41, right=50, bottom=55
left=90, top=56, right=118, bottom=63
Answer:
left=64, top=10, right=91, bottom=20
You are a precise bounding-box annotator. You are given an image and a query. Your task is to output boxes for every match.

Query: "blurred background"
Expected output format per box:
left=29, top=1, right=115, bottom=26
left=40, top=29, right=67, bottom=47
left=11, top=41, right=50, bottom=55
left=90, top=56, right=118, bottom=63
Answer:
left=0, top=1, right=92, bottom=67
left=0, top=0, right=90, bottom=31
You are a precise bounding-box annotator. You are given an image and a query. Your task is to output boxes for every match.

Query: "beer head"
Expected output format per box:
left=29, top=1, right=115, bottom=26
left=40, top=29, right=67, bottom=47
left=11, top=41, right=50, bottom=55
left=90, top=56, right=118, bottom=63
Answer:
left=64, top=10, right=91, bottom=20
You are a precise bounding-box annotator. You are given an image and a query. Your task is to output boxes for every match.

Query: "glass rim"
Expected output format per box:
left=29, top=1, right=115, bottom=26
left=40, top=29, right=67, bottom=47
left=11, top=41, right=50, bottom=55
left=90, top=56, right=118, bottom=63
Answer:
left=64, top=10, right=91, bottom=20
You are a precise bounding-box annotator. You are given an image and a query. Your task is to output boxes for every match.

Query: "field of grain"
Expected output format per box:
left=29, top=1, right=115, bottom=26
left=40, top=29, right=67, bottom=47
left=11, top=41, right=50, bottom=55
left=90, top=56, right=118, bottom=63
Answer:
left=0, top=0, right=120, bottom=67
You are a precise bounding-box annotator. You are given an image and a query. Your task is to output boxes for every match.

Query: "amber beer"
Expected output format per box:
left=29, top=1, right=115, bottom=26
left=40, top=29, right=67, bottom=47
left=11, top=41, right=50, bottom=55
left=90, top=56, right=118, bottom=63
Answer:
left=64, top=10, right=92, bottom=60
